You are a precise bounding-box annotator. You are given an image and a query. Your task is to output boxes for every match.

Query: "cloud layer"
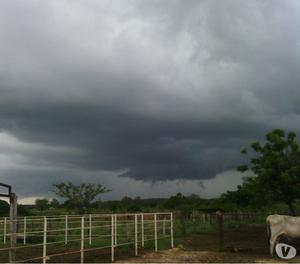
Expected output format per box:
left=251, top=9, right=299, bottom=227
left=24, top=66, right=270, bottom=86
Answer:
left=0, top=0, right=299, bottom=198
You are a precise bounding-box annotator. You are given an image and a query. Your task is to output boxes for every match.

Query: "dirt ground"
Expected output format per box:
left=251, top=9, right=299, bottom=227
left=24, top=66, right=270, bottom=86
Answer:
left=120, top=226, right=300, bottom=263
left=120, top=247, right=300, bottom=263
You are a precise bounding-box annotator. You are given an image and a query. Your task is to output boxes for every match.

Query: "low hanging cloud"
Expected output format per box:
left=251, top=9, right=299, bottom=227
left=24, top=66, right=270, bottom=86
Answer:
left=0, top=0, right=299, bottom=198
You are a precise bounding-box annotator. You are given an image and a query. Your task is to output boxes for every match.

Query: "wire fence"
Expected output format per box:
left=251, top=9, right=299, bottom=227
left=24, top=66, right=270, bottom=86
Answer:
left=0, top=212, right=173, bottom=263
left=183, top=210, right=277, bottom=226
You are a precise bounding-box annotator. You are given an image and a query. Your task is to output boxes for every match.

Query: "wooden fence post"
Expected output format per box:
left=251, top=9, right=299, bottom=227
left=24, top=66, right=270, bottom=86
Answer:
left=3, top=217, right=6, bottom=244
left=235, top=211, right=238, bottom=221
left=141, top=214, right=144, bottom=248
left=9, top=193, right=17, bottom=263
left=206, top=213, right=209, bottom=225
left=126, top=216, right=130, bottom=242
left=170, top=212, right=174, bottom=248
left=134, top=214, right=138, bottom=256
left=216, top=210, right=224, bottom=251
left=111, top=215, right=114, bottom=262
left=89, top=214, right=92, bottom=245
left=23, top=216, right=26, bottom=244
left=65, top=215, right=68, bottom=244
left=154, top=213, right=158, bottom=252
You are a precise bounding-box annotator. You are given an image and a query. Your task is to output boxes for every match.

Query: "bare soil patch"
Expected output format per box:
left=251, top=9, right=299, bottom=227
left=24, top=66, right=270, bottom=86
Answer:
left=120, top=226, right=300, bottom=263
left=120, top=247, right=300, bottom=263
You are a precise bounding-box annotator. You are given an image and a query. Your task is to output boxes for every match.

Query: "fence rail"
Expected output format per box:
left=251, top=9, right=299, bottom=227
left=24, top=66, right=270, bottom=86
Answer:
left=183, top=210, right=282, bottom=224
left=0, top=212, right=173, bottom=263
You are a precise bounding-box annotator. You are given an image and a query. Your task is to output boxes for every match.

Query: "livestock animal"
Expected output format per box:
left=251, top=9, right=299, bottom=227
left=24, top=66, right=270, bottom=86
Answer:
left=266, top=214, right=300, bottom=256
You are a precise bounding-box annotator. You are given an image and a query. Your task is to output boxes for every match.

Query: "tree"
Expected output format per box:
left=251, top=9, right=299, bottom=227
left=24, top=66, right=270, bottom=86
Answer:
left=238, top=129, right=300, bottom=215
left=53, top=182, right=110, bottom=213
left=0, top=200, right=9, bottom=217
left=35, top=198, right=50, bottom=211
left=164, top=193, right=189, bottom=210
left=50, top=198, right=60, bottom=208
left=221, top=177, right=268, bottom=209
left=127, top=204, right=142, bottom=213
left=18, top=205, right=30, bottom=216
left=121, top=196, right=133, bottom=204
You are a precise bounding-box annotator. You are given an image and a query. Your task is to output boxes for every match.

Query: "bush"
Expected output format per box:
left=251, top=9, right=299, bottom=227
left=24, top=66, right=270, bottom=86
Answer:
left=0, top=200, right=9, bottom=217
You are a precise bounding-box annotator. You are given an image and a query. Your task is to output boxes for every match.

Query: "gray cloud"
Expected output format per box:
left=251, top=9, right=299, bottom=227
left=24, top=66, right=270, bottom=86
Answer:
left=0, top=0, right=299, bottom=198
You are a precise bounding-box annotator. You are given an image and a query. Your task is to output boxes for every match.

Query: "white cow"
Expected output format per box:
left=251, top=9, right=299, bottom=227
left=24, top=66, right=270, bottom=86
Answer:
left=267, top=214, right=300, bottom=256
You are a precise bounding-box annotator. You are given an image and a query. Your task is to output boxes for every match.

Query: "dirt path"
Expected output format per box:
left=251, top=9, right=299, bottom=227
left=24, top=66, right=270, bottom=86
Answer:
left=120, top=247, right=300, bottom=263
left=120, top=225, right=300, bottom=263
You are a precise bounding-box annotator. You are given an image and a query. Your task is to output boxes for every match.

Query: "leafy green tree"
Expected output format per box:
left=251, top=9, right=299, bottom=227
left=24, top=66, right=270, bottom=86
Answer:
left=164, top=193, right=187, bottom=209
left=50, top=198, right=60, bottom=208
left=221, top=177, right=268, bottom=209
left=127, top=204, right=142, bottom=213
left=18, top=205, right=30, bottom=216
left=101, top=201, right=123, bottom=212
left=238, top=129, right=300, bottom=215
left=0, top=200, right=9, bottom=217
left=121, top=196, right=133, bottom=204
left=35, top=198, right=50, bottom=211
left=53, top=182, right=110, bottom=214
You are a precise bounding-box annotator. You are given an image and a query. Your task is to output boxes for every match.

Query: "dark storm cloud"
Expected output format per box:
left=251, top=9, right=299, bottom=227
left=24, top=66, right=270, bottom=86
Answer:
left=0, top=0, right=300, bottom=197
left=0, top=100, right=265, bottom=180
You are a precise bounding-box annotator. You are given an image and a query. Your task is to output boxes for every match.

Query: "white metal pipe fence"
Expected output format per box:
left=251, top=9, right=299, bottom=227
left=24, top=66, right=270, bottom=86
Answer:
left=0, top=212, right=173, bottom=263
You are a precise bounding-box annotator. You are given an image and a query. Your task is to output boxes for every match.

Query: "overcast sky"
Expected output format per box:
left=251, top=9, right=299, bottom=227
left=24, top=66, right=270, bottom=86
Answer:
left=0, top=0, right=299, bottom=203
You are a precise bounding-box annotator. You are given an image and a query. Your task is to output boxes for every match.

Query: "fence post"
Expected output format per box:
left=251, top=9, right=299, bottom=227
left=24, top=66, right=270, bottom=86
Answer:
left=126, top=217, right=130, bottom=242
left=89, top=214, right=92, bottom=245
left=9, top=193, right=17, bottom=263
left=134, top=214, right=138, bottom=256
left=234, top=211, right=238, bottom=221
left=3, top=217, right=6, bottom=244
left=43, top=217, right=47, bottom=264
left=65, top=215, right=68, bottom=244
left=111, top=215, right=114, bottom=262
left=216, top=210, right=224, bottom=251
left=114, top=214, right=117, bottom=246
left=81, top=217, right=84, bottom=264
left=170, top=212, right=174, bottom=248
left=163, top=216, right=166, bottom=236
left=23, top=216, right=26, bottom=244
left=141, top=214, right=144, bottom=248
left=154, top=213, right=158, bottom=252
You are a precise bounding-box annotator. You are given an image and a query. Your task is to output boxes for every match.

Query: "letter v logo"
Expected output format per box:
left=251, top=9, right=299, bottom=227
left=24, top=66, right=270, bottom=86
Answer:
left=275, top=243, right=297, bottom=259
left=281, top=246, right=290, bottom=257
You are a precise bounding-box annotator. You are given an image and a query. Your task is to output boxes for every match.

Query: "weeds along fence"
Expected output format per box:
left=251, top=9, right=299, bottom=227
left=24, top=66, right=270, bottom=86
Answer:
left=173, top=210, right=272, bottom=252
left=174, top=210, right=272, bottom=236
left=188, top=211, right=271, bottom=225
left=0, top=212, right=174, bottom=263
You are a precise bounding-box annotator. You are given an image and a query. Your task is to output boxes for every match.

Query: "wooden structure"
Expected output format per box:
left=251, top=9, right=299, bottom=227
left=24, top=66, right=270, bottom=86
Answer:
left=0, top=182, right=17, bottom=263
